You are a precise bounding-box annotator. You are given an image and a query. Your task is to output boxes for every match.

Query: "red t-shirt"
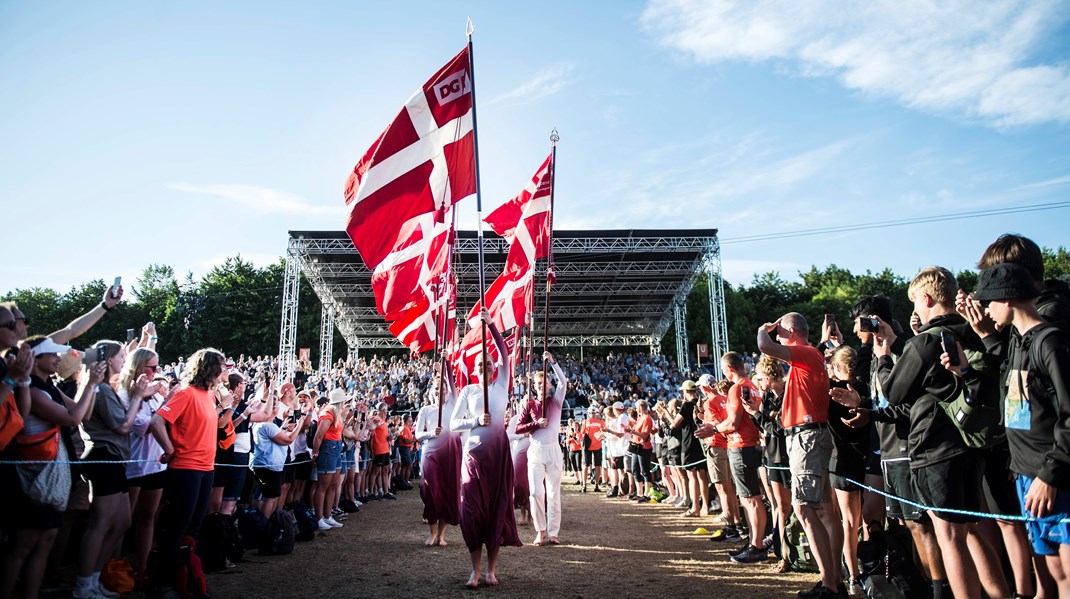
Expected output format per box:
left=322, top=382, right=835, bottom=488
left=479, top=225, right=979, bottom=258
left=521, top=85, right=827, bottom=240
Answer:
left=158, top=386, right=216, bottom=471
left=724, top=380, right=761, bottom=449
left=584, top=418, right=605, bottom=451
left=397, top=424, right=414, bottom=447
left=703, top=393, right=729, bottom=449
left=567, top=434, right=582, bottom=451
left=632, top=413, right=654, bottom=450
left=782, top=345, right=830, bottom=428
left=371, top=422, right=389, bottom=455
left=320, top=411, right=343, bottom=441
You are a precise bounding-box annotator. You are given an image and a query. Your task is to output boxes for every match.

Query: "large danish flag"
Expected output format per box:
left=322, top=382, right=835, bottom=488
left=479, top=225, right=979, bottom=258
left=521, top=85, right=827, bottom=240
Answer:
left=467, top=154, right=553, bottom=331
left=344, top=47, right=474, bottom=273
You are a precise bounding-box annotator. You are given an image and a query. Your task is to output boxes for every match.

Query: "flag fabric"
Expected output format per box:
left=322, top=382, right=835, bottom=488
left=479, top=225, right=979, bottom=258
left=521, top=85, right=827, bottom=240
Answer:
left=389, top=282, right=455, bottom=354
left=344, top=47, right=474, bottom=271
left=370, top=210, right=454, bottom=319
left=467, top=154, right=553, bottom=330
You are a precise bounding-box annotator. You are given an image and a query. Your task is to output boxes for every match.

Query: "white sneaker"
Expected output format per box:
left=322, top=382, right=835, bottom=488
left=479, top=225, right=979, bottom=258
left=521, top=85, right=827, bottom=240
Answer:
left=354, top=500, right=363, bottom=507
left=71, top=586, right=106, bottom=599
left=317, top=518, right=332, bottom=531
left=94, top=582, right=120, bottom=599
left=326, top=516, right=344, bottom=528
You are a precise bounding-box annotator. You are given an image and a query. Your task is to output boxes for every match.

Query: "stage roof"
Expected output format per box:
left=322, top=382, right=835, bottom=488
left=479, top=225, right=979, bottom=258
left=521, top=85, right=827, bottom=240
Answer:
left=287, top=229, right=720, bottom=349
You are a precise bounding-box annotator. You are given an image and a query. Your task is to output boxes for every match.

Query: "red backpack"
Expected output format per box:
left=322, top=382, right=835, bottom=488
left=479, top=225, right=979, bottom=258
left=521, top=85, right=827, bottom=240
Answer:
left=175, top=535, right=208, bottom=597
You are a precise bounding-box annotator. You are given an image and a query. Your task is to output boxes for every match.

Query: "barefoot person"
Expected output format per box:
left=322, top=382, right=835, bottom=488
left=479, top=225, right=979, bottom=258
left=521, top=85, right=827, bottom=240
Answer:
left=450, top=311, right=522, bottom=587
left=515, top=351, right=568, bottom=545
left=414, top=366, right=461, bottom=547
left=507, top=402, right=532, bottom=526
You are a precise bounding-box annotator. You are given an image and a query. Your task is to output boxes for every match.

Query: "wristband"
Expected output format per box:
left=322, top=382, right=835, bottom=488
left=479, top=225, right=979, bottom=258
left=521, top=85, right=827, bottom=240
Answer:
left=15, top=379, right=30, bottom=388
left=100, top=301, right=112, bottom=312
left=149, top=336, right=158, bottom=341
left=1, top=378, right=14, bottom=387
left=958, top=366, right=970, bottom=375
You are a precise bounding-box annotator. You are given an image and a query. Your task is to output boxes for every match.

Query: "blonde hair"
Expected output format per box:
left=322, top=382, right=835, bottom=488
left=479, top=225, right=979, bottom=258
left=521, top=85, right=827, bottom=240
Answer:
left=828, top=345, right=856, bottom=381
left=714, top=379, right=733, bottom=395
left=908, top=266, right=957, bottom=305
left=119, top=348, right=159, bottom=398
left=754, top=355, right=786, bottom=381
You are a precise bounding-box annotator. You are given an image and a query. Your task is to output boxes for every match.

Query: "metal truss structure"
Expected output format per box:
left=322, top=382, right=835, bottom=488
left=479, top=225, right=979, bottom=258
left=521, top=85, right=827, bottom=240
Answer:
left=319, top=304, right=334, bottom=375
left=279, top=229, right=728, bottom=373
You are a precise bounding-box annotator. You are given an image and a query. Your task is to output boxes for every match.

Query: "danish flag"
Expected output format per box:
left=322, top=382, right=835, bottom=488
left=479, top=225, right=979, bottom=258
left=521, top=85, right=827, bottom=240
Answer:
left=467, top=154, right=554, bottom=331
left=343, top=48, right=473, bottom=352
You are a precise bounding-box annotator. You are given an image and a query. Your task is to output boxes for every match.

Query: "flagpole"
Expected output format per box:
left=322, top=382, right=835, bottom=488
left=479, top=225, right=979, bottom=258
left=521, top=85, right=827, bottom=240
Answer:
left=437, top=204, right=458, bottom=429
left=467, top=21, right=490, bottom=417
left=541, top=129, right=558, bottom=419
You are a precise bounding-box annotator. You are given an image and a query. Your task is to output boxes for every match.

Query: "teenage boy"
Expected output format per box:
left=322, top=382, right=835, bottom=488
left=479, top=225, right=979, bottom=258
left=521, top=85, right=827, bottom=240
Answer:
left=971, top=263, right=1070, bottom=597
left=875, top=267, right=1007, bottom=599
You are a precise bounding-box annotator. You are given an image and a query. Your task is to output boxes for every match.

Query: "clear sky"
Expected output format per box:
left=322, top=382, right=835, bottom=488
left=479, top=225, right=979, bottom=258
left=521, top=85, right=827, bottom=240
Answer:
left=3, top=0, right=1069, bottom=294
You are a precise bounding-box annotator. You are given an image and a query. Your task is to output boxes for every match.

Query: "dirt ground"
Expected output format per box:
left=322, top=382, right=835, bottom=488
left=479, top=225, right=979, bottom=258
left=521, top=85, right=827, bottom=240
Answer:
left=208, top=474, right=818, bottom=599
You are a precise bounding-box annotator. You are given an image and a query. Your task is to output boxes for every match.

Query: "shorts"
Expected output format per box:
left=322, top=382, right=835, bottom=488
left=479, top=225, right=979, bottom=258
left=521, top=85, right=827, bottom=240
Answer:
left=212, top=451, right=249, bottom=501
left=341, top=446, right=357, bottom=474
left=81, top=447, right=128, bottom=497
left=584, top=449, right=602, bottom=467
left=766, top=464, right=792, bottom=487
left=830, top=449, right=866, bottom=492
left=1017, top=474, right=1070, bottom=556
left=865, top=450, right=882, bottom=477
left=729, top=446, right=763, bottom=498
left=881, top=459, right=924, bottom=521
left=787, top=427, right=832, bottom=507
left=912, top=452, right=982, bottom=524
left=398, top=445, right=414, bottom=466
left=610, top=455, right=625, bottom=470
left=253, top=468, right=283, bottom=499
left=373, top=453, right=391, bottom=467
left=317, top=439, right=342, bottom=475
left=704, top=445, right=730, bottom=484
left=127, top=470, right=167, bottom=491
left=982, top=445, right=1021, bottom=518
left=293, top=452, right=313, bottom=481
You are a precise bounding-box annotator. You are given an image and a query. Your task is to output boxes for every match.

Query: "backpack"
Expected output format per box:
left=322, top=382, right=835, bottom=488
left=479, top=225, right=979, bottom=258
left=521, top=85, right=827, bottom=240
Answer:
left=783, top=512, right=819, bottom=573
left=175, top=535, right=208, bottom=598
left=197, top=513, right=244, bottom=572
left=236, top=505, right=269, bottom=551
left=922, top=327, right=1001, bottom=449
left=259, top=508, right=297, bottom=556
left=289, top=500, right=319, bottom=542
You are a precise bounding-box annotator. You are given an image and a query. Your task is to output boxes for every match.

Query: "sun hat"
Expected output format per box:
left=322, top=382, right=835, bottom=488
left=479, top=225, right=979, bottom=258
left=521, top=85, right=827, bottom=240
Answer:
left=973, top=263, right=1041, bottom=302
left=329, top=388, right=348, bottom=405
left=679, top=380, right=698, bottom=391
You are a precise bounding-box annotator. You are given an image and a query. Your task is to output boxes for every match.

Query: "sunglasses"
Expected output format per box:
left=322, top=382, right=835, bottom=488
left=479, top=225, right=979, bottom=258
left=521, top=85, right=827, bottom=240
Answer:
left=145, top=363, right=161, bottom=372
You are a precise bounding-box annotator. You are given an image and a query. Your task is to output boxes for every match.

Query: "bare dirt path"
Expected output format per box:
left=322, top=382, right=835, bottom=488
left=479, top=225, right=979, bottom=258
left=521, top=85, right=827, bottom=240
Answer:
left=208, top=475, right=816, bottom=599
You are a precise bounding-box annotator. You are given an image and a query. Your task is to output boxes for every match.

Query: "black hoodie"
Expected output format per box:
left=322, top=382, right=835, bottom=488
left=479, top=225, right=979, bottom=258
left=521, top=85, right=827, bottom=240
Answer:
left=878, top=313, right=980, bottom=469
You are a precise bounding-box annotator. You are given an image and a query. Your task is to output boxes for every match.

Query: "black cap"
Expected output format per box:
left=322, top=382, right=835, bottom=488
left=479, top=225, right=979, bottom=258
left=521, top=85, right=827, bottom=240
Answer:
left=316, top=396, right=329, bottom=407
left=973, top=263, right=1040, bottom=302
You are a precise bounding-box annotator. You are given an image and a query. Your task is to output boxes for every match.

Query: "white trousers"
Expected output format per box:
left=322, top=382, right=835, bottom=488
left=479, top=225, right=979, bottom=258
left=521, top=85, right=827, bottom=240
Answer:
left=528, top=441, right=563, bottom=537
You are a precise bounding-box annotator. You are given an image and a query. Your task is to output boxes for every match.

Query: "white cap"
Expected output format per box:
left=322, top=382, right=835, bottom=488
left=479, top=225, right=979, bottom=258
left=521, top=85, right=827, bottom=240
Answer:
left=32, top=337, right=71, bottom=357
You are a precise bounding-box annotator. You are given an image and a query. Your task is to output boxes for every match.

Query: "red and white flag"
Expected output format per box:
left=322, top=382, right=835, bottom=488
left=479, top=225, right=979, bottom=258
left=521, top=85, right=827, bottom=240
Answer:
left=344, top=47, right=474, bottom=273
left=388, top=279, right=455, bottom=354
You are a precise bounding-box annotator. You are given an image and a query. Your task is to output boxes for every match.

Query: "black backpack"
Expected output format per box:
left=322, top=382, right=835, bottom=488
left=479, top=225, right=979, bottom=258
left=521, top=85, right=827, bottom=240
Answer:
left=259, top=508, right=297, bottom=556
left=236, top=505, right=269, bottom=551
left=289, top=500, right=319, bottom=542
left=197, top=513, right=244, bottom=572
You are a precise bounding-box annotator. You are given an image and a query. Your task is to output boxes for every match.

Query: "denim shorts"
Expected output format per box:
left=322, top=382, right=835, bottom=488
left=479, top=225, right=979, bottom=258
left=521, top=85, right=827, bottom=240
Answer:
left=1017, top=474, right=1070, bottom=556
left=316, top=439, right=342, bottom=475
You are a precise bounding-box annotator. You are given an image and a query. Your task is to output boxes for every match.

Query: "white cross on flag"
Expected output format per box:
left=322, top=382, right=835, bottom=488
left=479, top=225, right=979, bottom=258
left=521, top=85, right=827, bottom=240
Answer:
left=467, top=154, right=554, bottom=331
left=344, top=47, right=474, bottom=274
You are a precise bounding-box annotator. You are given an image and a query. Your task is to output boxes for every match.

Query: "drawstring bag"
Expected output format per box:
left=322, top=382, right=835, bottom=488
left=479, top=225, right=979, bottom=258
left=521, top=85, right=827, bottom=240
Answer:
left=16, top=438, right=71, bottom=510
left=15, top=426, right=60, bottom=461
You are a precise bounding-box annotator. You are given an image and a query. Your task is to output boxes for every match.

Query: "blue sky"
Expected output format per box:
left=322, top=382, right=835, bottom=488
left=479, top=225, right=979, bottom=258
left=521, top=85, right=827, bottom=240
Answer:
left=3, top=0, right=1069, bottom=295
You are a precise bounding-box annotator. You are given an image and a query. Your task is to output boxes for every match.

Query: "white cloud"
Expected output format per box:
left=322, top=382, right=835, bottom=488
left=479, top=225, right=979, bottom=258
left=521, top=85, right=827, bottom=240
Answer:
left=488, top=64, right=575, bottom=106
left=168, top=183, right=339, bottom=216
left=641, top=0, right=1070, bottom=127
left=1013, top=174, right=1070, bottom=191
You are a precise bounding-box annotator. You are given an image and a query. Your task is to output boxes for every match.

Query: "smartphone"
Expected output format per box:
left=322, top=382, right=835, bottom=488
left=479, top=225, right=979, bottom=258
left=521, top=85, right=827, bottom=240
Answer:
left=97, top=346, right=106, bottom=363
left=940, top=331, right=960, bottom=366
left=740, top=386, right=751, bottom=402
left=825, top=314, right=836, bottom=330
left=112, top=277, right=121, bottom=298
left=858, top=317, right=879, bottom=333
left=126, top=328, right=136, bottom=343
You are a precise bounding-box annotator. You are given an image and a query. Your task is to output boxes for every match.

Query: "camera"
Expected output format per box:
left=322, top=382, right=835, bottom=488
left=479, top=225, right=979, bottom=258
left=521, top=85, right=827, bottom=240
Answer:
left=289, top=409, right=304, bottom=423
left=858, top=317, right=879, bottom=333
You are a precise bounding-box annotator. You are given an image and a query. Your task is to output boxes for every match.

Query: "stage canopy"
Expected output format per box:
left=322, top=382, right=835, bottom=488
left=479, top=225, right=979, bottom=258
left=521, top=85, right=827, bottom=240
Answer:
left=279, top=229, right=728, bottom=373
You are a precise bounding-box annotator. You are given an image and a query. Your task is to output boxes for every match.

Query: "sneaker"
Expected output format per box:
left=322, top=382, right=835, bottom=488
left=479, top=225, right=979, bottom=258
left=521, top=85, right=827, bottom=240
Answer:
left=331, top=507, right=344, bottom=517
left=593, top=485, right=601, bottom=492
left=762, top=533, right=775, bottom=551
left=581, top=486, right=588, bottom=493
left=94, top=582, right=120, bottom=599
left=325, top=517, right=344, bottom=528
left=627, top=494, right=639, bottom=500
left=709, top=496, right=722, bottom=513
left=728, top=545, right=750, bottom=559
left=710, top=526, right=742, bottom=542
left=797, top=583, right=841, bottom=599
left=846, top=578, right=864, bottom=598
left=317, top=518, right=332, bottom=531
left=604, top=489, right=618, bottom=498
left=730, top=546, right=768, bottom=564
left=635, top=496, right=651, bottom=503
left=383, top=492, right=397, bottom=500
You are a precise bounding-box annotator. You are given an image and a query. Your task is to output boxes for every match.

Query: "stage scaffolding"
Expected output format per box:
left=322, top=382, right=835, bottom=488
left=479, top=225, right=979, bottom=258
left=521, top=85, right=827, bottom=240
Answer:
left=277, top=229, right=728, bottom=383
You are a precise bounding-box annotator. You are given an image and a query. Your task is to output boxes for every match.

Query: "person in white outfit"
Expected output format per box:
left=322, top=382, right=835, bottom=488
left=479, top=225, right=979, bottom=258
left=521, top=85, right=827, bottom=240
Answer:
left=514, top=352, right=567, bottom=545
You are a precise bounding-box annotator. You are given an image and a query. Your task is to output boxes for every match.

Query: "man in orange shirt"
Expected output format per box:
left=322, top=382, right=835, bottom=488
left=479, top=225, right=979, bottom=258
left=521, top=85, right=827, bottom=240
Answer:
left=758, top=313, right=839, bottom=599
left=581, top=406, right=605, bottom=493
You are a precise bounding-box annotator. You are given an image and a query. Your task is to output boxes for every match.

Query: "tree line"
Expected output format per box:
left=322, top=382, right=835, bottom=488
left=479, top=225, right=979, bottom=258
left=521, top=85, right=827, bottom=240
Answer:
left=4, top=248, right=1068, bottom=366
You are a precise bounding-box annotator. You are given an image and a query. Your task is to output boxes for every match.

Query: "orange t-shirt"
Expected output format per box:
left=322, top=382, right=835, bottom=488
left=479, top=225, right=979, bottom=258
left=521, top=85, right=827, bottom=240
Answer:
left=632, top=413, right=654, bottom=450
left=158, top=386, right=216, bottom=471
left=583, top=418, right=605, bottom=451
left=781, top=345, right=830, bottom=428
left=724, top=380, right=761, bottom=449
left=371, top=422, right=389, bottom=455
left=397, top=424, right=414, bottom=447
left=567, top=434, right=582, bottom=451
left=320, top=411, right=343, bottom=441
left=703, top=393, right=729, bottom=449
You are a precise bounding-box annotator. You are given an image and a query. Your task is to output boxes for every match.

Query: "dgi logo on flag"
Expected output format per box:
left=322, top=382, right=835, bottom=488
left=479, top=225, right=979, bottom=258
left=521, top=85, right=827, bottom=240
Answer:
left=435, top=70, right=471, bottom=106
